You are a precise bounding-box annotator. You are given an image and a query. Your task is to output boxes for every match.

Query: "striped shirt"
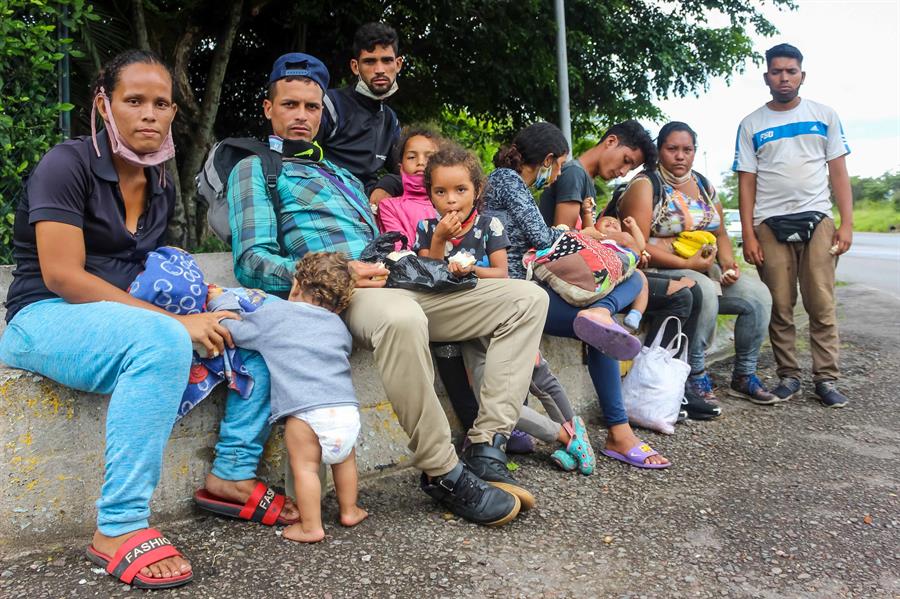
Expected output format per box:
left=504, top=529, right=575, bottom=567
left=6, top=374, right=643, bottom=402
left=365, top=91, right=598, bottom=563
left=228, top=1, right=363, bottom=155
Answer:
left=227, top=155, right=378, bottom=292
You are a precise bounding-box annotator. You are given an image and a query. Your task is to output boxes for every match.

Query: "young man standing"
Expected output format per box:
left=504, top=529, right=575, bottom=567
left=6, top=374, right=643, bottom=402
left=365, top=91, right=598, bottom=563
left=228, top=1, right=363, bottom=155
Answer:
left=733, top=43, right=853, bottom=408
left=317, top=22, right=402, bottom=194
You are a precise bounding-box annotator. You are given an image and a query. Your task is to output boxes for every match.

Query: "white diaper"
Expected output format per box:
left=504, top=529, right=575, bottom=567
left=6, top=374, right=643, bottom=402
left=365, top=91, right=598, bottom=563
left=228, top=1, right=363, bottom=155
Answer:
left=292, top=405, right=361, bottom=465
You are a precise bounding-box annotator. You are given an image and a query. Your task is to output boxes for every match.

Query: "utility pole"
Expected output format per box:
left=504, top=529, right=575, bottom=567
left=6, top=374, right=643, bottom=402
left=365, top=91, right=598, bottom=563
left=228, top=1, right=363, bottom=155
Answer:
left=554, top=0, right=572, bottom=152
left=58, top=5, right=71, bottom=139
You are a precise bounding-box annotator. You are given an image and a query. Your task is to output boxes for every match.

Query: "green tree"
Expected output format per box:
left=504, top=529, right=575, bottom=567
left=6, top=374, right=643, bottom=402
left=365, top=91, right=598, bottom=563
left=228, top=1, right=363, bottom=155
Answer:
left=717, top=170, right=739, bottom=208
left=8, top=0, right=794, bottom=254
left=0, top=0, right=95, bottom=263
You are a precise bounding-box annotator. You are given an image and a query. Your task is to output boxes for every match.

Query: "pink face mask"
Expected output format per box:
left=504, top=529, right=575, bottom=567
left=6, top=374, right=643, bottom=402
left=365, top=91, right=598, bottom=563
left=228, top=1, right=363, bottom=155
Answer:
left=91, top=88, right=175, bottom=184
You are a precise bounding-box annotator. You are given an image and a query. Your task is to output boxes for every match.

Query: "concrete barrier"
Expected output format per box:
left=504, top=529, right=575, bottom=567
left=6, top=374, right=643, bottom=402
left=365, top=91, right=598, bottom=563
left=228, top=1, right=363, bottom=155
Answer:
left=0, top=253, right=739, bottom=546
left=0, top=254, right=605, bottom=546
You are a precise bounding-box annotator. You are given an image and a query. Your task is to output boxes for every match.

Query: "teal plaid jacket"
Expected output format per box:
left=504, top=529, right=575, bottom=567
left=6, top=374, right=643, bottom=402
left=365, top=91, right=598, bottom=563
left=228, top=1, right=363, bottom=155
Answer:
left=227, top=156, right=378, bottom=292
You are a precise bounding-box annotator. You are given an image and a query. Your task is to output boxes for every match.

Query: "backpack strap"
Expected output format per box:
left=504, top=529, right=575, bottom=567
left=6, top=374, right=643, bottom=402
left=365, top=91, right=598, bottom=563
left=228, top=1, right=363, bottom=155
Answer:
left=647, top=170, right=665, bottom=209
left=692, top=170, right=714, bottom=203
left=256, top=149, right=283, bottom=212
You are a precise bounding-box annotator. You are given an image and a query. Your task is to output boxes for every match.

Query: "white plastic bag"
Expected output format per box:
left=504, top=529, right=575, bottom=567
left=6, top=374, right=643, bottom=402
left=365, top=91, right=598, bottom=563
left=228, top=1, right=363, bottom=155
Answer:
left=622, top=316, right=691, bottom=435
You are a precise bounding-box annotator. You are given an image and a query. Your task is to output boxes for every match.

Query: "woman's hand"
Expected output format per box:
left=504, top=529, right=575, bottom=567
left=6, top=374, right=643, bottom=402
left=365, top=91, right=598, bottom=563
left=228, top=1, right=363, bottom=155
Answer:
left=684, top=246, right=717, bottom=272
left=638, top=250, right=651, bottom=269
left=177, top=312, right=240, bottom=357
left=579, top=227, right=606, bottom=241
left=721, top=262, right=741, bottom=286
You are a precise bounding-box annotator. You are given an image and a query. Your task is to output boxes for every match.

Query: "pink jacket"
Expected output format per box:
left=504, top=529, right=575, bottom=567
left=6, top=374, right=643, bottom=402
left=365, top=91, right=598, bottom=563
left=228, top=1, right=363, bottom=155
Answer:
left=376, top=172, right=437, bottom=249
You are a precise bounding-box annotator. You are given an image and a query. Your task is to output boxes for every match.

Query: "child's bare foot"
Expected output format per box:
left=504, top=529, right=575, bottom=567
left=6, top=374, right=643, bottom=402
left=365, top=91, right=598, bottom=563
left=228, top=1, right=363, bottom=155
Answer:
left=339, top=505, right=369, bottom=527
left=282, top=522, right=325, bottom=543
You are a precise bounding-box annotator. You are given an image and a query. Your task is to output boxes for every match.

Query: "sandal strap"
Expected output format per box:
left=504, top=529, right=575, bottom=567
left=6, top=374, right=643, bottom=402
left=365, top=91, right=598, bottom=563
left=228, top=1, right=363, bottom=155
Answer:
left=627, top=442, right=659, bottom=461
left=238, top=482, right=285, bottom=525
left=107, top=528, right=182, bottom=584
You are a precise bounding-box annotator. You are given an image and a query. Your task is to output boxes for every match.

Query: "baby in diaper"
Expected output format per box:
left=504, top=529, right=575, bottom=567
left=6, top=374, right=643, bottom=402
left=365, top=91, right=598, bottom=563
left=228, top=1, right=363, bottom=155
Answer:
left=212, top=252, right=366, bottom=543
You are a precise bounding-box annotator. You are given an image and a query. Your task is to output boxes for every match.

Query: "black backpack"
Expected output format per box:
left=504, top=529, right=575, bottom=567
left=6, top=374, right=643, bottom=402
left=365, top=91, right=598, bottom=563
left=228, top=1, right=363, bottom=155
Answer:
left=197, top=138, right=283, bottom=244
left=602, top=170, right=713, bottom=219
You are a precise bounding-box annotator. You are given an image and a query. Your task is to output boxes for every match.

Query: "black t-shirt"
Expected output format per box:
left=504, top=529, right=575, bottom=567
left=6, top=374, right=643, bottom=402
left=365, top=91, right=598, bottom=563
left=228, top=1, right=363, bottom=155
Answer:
left=413, top=214, right=510, bottom=267
left=373, top=173, right=403, bottom=197
left=538, top=160, right=596, bottom=226
left=317, top=86, right=401, bottom=193
left=5, top=130, right=175, bottom=322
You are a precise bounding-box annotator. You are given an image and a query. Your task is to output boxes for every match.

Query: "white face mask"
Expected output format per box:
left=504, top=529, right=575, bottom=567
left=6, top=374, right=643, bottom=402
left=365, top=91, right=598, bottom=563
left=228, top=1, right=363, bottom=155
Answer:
left=355, top=77, right=399, bottom=101
left=532, top=163, right=553, bottom=190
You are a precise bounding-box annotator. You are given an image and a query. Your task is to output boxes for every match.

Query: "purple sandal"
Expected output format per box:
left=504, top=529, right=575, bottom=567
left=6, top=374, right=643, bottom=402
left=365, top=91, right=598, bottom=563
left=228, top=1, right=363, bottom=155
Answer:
left=601, top=442, right=671, bottom=470
left=573, top=314, right=642, bottom=361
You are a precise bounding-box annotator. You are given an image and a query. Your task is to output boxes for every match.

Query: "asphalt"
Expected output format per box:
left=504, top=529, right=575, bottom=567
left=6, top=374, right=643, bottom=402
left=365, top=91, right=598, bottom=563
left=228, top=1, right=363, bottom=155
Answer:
left=2, top=284, right=898, bottom=598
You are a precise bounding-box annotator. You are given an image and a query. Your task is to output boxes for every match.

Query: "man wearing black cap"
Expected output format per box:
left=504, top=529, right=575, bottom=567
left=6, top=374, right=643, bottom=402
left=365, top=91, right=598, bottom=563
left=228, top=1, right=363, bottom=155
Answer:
left=316, top=22, right=403, bottom=195
left=226, top=52, right=550, bottom=527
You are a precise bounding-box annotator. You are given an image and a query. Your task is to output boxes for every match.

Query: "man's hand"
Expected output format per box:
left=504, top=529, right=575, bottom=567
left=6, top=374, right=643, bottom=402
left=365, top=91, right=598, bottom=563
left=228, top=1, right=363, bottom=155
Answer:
left=742, top=232, right=765, bottom=266
left=832, top=222, right=853, bottom=256
left=434, top=211, right=462, bottom=241
left=349, top=260, right=389, bottom=289
left=176, top=312, right=240, bottom=357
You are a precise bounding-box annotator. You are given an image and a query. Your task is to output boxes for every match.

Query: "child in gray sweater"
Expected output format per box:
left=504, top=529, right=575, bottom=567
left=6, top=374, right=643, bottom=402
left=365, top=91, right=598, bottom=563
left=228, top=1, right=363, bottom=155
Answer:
left=214, top=252, right=366, bottom=543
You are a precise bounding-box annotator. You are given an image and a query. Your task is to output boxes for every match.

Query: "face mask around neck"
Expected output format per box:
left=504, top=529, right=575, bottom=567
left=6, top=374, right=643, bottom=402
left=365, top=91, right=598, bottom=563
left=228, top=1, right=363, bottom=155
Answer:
left=91, top=89, right=175, bottom=177
left=355, top=77, right=399, bottom=101
left=532, top=163, right=553, bottom=190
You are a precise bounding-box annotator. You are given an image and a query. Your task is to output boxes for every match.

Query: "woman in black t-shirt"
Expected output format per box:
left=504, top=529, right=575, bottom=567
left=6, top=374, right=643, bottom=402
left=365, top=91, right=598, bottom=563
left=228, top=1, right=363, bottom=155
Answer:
left=0, top=50, right=297, bottom=589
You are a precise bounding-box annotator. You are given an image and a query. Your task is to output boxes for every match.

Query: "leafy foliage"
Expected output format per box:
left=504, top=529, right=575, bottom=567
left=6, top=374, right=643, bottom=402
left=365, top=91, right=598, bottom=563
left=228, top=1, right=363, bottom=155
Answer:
left=0, top=0, right=95, bottom=263
left=3, top=0, right=792, bottom=260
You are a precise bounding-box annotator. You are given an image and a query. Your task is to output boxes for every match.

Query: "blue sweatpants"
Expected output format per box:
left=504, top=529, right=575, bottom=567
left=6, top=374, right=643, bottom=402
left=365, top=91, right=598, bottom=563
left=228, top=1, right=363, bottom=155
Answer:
left=0, top=299, right=272, bottom=536
left=541, top=272, right=643, bottom=427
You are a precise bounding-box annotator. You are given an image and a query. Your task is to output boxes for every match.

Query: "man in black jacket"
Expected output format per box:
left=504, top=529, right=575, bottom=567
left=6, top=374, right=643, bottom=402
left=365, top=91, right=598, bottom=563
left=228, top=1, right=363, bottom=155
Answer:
left=318, top=22, right=403, bottom=194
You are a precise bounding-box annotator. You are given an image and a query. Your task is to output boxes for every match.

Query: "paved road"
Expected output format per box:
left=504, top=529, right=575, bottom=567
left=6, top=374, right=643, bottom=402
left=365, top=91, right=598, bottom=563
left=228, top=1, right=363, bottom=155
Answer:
left=837, top=232, right=900, bottom=297
left=1, top=286, right=898, bottom=598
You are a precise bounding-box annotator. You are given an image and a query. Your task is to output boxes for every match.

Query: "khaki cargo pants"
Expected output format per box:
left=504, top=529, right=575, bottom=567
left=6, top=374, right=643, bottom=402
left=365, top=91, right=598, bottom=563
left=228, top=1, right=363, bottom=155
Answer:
left=755, top=217, right=840, bottom=382
left=342, top=278, right=549, bottom=477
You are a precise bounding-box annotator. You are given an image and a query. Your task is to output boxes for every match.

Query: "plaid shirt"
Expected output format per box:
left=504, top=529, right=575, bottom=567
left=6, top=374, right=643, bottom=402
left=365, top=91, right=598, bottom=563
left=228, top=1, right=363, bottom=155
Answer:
left=227, top=155, right=378, bottom=292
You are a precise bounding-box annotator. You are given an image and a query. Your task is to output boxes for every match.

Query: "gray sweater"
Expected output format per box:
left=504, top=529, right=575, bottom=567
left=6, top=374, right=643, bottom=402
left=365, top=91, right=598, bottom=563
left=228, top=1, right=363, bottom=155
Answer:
left=219, top=297, right=357, bottom=423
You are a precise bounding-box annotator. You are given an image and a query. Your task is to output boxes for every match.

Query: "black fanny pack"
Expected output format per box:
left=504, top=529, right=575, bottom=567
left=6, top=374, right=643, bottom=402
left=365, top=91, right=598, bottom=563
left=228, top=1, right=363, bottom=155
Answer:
left=763, top=211, right=826, bottom=243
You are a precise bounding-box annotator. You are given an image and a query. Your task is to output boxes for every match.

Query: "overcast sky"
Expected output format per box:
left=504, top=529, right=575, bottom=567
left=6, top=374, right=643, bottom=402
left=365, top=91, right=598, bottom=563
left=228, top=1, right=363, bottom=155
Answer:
left=643, top=0, right=900, bottom=187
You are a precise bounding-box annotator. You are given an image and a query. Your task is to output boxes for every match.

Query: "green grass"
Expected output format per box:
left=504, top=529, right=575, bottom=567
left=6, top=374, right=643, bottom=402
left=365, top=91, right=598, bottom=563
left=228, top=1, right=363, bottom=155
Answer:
left=836, top=201, right=900, bottom=232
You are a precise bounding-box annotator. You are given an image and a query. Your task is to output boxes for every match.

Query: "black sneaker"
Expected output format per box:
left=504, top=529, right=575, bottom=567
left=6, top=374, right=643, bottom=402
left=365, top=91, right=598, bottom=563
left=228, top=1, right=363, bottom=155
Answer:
left=463, top=434, right=536, bottom=510
left=420, top=462, right=521, bottom=527
left=682, top=388, right=722, bottom=421
left=815, top=381, right=849, bottom=408
left=772, top=376, right=801, bottom=401
left=682, top=395, right=722, bottom=420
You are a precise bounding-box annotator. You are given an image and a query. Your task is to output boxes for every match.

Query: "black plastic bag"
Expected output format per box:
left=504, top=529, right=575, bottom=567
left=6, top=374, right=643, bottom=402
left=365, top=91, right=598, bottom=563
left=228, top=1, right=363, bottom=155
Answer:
left=359, top=232, right=477, bottom=293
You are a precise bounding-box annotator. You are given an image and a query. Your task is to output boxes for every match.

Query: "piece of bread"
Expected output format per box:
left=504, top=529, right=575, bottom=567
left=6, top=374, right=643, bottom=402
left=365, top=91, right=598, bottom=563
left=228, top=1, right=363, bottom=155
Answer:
left=448, top=252, right=476, bottom=268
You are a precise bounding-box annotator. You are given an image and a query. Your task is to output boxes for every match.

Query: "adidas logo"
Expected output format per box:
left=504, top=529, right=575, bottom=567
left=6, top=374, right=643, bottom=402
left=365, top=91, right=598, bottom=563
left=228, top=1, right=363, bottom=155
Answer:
left=810, top=125, right=819, bottom=132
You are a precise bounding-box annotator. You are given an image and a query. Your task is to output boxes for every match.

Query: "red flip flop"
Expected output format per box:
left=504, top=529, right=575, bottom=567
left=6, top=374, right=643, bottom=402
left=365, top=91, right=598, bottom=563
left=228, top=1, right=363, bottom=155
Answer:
left=194, top=482, right=298, bottom=526
left=85, top=528, right=193, bottom=589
